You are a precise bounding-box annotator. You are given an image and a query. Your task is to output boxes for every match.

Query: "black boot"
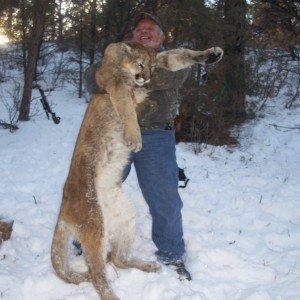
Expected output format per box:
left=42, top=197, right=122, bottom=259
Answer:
left=166, top=261, right=192, bottom=281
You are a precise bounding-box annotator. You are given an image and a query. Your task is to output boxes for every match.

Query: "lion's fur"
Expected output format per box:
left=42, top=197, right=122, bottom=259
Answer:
left=51, top=41, right=223, bottom=300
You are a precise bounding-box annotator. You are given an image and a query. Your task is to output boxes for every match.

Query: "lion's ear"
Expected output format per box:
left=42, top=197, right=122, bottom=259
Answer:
left=103, top=42, right=133, bottom=62
left=120, top=42, right=133, bottom=55
left=104, top=43, right=121, bottom=55
left=102, top=43, right=124, bottom=63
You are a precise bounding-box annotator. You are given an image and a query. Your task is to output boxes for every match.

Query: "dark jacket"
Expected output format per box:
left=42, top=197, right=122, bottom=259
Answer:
left=137, top=67, right=188, bottom=128
left=83, top=59, right=189, bottom=128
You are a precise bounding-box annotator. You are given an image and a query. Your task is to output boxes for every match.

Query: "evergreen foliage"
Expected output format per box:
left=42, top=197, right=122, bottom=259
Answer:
left=0, top=0, right=299, bottom=145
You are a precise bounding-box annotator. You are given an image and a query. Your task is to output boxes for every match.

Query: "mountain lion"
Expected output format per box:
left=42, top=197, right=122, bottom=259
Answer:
left=51, top=40, right=223, bottom=300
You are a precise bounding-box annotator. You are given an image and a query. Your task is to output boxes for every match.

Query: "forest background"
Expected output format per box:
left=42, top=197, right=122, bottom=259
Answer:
left=0, top=0, right=299, bottom=146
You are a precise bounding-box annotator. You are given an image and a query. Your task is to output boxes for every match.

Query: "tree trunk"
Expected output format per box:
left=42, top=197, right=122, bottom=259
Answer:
left=78, top=1, right=84, bottom=98
left=222, top=0, right=247, bottom=122
left=89, top=0, right=97, bottom=65
left=18, top=0, right=48, bottom=121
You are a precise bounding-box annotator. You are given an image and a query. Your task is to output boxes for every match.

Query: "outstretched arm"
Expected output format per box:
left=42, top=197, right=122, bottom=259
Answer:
left=156, top=47, right=223, bottom=72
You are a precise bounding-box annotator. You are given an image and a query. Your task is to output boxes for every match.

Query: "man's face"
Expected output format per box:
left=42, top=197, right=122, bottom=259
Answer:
left=133, top=19, right=165, bottom=49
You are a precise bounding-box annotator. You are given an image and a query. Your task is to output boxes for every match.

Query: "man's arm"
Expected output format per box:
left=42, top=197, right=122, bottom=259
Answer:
left=147, top=68, right=190, bottom=91
left=83, top=62, right=106, bottom=94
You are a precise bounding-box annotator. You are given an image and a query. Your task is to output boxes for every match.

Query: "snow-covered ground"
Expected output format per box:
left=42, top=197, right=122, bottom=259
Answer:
left=0, top=85, right=299, bottom=299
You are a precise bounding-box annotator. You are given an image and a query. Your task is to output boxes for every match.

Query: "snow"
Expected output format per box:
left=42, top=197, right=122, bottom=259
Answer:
left=0, top=86, right=300, bottom=299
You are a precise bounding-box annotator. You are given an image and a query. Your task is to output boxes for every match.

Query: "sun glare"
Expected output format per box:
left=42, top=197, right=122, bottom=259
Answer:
left=0, top=34, right=9, bottom=45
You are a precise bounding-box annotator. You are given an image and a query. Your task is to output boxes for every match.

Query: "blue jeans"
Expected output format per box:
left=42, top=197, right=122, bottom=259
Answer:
left=123, top=128, right=185, bottom=263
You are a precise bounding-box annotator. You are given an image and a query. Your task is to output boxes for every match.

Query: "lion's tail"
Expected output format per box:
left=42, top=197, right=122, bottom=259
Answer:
left=51, top=219, right=90, bottom=284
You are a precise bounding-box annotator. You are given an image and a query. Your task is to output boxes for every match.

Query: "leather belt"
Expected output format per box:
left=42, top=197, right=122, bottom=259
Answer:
left=141, top=122, right=173, bottom=131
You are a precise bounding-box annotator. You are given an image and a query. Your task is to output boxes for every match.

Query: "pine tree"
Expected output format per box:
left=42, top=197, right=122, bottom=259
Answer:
left=19, top=0, right=49, bottom=121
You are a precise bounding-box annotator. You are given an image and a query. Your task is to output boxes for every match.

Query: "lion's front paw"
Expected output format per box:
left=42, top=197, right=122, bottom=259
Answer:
left=124, top=130, right=142, bottom=152
left=205, top=47, right=224, bottom=64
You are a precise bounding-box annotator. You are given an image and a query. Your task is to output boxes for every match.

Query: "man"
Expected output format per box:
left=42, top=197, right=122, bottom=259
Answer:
left=128, top=12, right=191, bottom=281
left=84, top=12, right=191, bottom=281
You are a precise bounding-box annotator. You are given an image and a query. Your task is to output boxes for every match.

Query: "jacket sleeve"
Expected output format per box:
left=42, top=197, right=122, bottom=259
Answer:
left=83, top=62, right=106, bottom=94
left=147, top=67, right=190, bottom=91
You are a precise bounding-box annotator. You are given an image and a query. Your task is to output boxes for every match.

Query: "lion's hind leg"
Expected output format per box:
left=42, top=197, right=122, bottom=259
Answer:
left=78, top=215, right=119, bottom=300
left=106, top=187, right=161, bottom=274
left=51, top=219, right=90, bottom=284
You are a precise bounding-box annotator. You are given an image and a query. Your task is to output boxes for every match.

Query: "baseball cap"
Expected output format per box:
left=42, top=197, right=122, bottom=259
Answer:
left=132, top=12, right=164, bottom=32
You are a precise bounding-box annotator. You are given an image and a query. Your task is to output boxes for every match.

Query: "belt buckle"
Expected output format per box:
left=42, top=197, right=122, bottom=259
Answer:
left=165, top=123, right=173, bottom=130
